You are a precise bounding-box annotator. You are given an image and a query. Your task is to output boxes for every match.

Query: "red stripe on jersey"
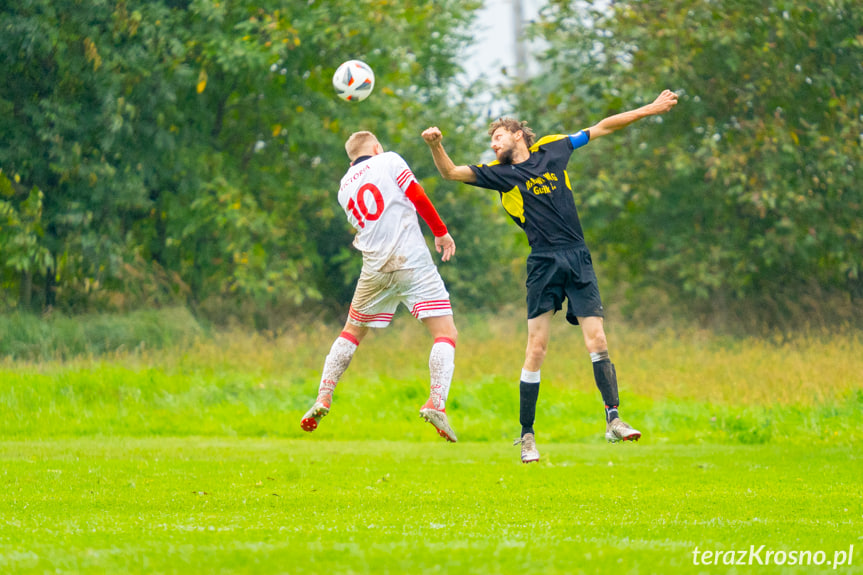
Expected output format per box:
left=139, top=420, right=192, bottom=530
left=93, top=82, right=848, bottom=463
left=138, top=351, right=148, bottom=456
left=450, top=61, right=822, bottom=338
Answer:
left=397, top=176, right=413, bottom=190
left=397, top=169, right=413, bottom=189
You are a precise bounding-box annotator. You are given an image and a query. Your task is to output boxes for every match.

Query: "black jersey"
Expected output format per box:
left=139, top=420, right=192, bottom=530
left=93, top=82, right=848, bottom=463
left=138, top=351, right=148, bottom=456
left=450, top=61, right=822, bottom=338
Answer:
left=468, top=131, right=590, bottom=250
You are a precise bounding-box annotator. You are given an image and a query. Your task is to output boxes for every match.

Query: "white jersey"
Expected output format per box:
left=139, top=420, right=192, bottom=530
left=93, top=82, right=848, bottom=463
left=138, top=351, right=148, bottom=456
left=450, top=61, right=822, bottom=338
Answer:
left=338, top=151, right=434, bottom=273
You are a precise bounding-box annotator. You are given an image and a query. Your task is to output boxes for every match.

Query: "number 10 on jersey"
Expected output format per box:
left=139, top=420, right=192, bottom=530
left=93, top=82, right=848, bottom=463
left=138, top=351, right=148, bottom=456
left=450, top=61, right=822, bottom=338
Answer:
left=346, top=183, right=384, bottom=228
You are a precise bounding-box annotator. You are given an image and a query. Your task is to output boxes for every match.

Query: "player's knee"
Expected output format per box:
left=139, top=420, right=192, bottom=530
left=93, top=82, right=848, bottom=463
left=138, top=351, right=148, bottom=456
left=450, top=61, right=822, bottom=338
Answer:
left=431, top=318, right=458, bottom=345
left=525, top=340, right=547, bottom=364
left=444, top=324, right=458, bottom=344
left=585, top=331, right=607, bottom=353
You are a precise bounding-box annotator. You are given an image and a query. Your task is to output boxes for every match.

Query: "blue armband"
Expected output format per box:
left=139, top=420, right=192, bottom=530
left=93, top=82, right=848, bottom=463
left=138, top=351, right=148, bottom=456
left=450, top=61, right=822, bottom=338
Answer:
left=569, top=130, right=590, bottom=150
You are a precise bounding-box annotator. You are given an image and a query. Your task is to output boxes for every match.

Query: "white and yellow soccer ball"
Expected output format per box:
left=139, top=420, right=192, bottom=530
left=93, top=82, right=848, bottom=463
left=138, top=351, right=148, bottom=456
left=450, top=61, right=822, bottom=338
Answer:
left=332, top=60, right=375, bottom=102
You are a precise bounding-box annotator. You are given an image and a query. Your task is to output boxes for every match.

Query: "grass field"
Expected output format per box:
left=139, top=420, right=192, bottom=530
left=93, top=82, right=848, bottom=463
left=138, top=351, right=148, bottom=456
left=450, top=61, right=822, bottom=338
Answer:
left=1, top=312, right=861, bottom=573
left=2, top=440, right=860, bottom=574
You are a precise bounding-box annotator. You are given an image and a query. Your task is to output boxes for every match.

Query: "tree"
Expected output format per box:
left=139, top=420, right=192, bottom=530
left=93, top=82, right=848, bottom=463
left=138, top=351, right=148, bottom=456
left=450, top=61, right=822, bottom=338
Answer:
left=518, top=0, right=863, bottom=326
left=1, top=0, right=524, bottom=324
left=0, top=171, right=53, bottom=309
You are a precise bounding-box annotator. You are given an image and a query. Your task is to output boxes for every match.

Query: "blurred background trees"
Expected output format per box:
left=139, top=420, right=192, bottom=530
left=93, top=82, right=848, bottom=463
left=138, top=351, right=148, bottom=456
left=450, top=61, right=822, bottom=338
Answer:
left=0, top=0, right=522, bottom=327
left=1, top=0, right=860, bottom=330
left=519, top=0, right=862, bottom=328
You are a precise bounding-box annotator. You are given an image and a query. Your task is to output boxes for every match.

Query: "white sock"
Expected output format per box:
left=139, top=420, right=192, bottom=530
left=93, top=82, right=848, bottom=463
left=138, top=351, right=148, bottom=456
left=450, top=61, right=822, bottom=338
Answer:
left=318, top=333, right=358, bottom=400
left=520, top=368, right=541, bottom=383
left=429, top=339, right=455, bottom=409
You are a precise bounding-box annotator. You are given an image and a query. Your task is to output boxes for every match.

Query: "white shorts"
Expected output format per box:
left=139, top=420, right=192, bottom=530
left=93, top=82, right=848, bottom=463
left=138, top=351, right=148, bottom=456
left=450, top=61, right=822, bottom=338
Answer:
left=348, top=265, right=452, bottom=328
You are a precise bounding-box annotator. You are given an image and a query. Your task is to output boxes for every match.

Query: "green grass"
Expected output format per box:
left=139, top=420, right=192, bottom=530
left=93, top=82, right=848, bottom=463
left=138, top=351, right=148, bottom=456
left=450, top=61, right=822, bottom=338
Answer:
left=1, top=311, right=862, bottom=573
left=1, top=312, right=860, bottom=444
left=0, top=357, right=860, bottom=445
left=1, top=439, right=860, bottom=574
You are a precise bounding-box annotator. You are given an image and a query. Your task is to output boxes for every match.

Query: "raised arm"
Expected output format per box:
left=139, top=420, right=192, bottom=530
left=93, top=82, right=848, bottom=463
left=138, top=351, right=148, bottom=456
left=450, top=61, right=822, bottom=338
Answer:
left=585, top=90, right=678, bottom=139
left=421, top=127, right=477, bottom=183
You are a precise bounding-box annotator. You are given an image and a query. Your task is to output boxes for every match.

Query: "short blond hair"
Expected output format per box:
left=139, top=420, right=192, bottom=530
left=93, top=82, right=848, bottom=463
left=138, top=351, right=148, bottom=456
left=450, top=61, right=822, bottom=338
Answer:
left=345, top=131, right=380, bottom=161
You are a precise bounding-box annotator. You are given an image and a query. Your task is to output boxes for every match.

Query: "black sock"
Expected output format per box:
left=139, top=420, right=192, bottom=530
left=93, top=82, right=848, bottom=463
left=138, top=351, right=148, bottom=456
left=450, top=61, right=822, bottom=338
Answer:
left=605, top=406, right=619, bottom=422
left=519, top=380, right=540, bottom=436
left=592, top=359, right=620, bottom=422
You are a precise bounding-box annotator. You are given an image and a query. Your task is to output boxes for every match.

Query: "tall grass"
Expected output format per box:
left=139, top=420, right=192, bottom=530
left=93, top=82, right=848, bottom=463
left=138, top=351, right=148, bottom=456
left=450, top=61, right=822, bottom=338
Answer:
left=0, top=309, right=860, bottom=443
left=207, top=309, right=862, bottom=408
left=0, top=307, right=203, bottom=360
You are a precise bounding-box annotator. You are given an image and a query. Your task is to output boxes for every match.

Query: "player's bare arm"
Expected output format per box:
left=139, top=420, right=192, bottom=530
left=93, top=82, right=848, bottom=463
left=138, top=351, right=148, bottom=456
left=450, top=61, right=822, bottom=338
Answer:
left=421, top=127, right=477, bottom=183
left=585, top=90, right=679, bottom=139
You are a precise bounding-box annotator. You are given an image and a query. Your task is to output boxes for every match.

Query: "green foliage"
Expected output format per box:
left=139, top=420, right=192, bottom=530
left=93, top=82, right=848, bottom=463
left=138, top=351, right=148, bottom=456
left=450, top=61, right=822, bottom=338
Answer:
left=0, top=171, right=54, bottom=309
left=519, top=0, right=863, bottom=325
left=0, top=307, right=202, bottom=360
left=1, top=0, right=523, bottom=324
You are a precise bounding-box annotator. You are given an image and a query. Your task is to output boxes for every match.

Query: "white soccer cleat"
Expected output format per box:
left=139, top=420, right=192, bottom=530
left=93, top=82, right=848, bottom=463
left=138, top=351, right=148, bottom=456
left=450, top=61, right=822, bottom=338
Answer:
left=419, top=399, right=458, bottom=442
left=514, top=433, right=540, bottom=463
left=605, top=417, right=641, bottom=443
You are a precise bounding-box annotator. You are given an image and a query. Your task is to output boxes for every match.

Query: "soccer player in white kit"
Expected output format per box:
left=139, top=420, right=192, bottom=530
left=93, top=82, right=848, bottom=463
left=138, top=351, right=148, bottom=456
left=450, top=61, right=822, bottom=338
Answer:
left=300, top=131, right=460, bottom=442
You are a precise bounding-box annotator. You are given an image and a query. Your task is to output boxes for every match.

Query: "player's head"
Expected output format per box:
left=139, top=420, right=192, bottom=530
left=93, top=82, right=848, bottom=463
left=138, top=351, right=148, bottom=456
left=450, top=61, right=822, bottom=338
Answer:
left=488, top=118, right=535, bottom=164
left=345, top=131, right=384, bottom=162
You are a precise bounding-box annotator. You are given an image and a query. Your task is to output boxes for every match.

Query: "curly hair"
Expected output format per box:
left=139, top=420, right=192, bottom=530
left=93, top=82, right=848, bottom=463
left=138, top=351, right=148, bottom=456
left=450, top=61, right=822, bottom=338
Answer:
left=488, top=117, right=536, bottom=148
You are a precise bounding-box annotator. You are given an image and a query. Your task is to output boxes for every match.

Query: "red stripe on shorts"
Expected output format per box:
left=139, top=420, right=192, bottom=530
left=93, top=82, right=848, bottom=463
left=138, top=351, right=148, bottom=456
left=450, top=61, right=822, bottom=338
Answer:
left=349, top=306, right=394, bottom=323
left=411, top=300, right=452, bottom=317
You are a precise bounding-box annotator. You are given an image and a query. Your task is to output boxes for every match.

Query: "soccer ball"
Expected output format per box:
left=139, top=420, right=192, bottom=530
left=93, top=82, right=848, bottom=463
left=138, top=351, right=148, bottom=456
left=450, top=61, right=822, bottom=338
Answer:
left=332, top=60, right=375, bottom=102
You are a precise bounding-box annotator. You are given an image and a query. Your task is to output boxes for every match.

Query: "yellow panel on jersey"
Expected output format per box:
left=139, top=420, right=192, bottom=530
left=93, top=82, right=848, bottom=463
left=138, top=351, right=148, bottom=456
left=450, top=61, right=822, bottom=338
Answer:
left=529, top=134, right=568, bottom=152
left=564, top=170, right=572, bottom=190
left=501, top=185, right=524, bottom=223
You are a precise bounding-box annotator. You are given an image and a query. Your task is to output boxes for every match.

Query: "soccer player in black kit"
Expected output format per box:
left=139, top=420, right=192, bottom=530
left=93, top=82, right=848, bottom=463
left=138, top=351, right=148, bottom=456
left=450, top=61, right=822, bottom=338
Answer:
left=422, top=89, right=678, bottom=462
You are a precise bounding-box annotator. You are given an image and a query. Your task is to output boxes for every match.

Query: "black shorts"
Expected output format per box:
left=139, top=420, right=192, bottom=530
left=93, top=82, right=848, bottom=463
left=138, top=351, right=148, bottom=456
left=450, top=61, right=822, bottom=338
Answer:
left=525, top=244, right=604, bottom=325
